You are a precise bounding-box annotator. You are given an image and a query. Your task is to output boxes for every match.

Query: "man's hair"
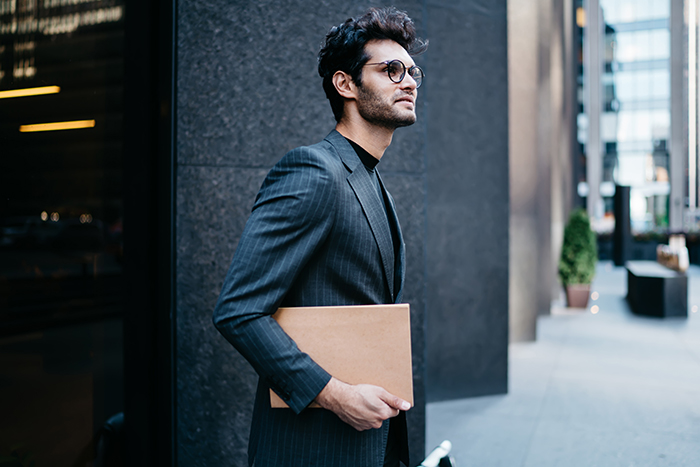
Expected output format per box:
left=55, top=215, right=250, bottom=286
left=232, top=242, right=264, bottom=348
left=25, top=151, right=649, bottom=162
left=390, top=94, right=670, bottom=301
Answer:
left=318, top=7, right=427, bottom=122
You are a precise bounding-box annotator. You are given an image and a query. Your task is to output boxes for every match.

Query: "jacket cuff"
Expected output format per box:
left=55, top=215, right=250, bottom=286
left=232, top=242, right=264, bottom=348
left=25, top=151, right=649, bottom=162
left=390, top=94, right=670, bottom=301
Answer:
left=268, top=367, right=332, bottom=414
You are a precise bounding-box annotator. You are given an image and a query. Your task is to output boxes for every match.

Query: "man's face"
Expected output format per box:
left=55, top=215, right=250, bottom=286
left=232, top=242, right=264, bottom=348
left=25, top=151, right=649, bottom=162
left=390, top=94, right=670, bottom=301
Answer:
left=355, top=39, right=419, bottom=129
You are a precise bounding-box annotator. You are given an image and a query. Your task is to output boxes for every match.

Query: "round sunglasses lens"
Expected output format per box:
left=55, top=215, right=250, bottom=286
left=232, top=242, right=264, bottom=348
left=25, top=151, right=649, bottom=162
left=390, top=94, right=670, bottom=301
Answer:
left=409, top=67, right=423, bottom=87
left=387, top=61, right=405, bottom=83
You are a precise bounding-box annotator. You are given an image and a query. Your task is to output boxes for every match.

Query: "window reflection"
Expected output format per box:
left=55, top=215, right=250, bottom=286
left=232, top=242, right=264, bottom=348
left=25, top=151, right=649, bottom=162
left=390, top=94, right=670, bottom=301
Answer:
left=0, top=1, right=125, bottom=465
left=0, top=320, right=123, bottom=466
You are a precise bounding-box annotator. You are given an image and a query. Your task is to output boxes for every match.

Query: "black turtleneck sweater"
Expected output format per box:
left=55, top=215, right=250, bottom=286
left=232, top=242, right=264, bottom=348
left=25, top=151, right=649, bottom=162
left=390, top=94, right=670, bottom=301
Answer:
left=346, top=138, right=383, bottom=198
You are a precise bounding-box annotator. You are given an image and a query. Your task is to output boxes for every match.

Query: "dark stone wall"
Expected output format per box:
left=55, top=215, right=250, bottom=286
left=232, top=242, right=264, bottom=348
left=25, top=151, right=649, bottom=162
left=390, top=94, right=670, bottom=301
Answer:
left=176, top=1, right=426, bottom=466
left=175, top=0, right=509, bottom=464
left=424, top=1, right=510, bottom=401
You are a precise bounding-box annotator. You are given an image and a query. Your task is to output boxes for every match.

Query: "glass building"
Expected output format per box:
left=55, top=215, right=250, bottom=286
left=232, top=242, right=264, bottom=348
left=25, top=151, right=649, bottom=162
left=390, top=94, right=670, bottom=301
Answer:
left=602, top=0, right=672, bottom=232
left=578, top=0, right=692, bottom=235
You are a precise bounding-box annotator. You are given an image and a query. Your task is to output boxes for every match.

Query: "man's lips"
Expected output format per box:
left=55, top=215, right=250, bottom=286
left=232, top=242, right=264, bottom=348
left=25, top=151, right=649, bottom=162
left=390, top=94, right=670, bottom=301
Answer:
left=395, top=95, right=415, bottom=105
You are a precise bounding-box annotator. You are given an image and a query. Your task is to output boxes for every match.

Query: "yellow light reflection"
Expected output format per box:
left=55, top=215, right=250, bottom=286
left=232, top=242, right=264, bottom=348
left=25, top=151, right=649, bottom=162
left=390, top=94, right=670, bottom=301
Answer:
left=576, top=7, right=586, bottom=28
left=40, top=211, right=48, bottom=221
left=591, top=291, right=599, bottom=301
left=590, top=305, right=599, bottom=314
left=20, top=119, right=95, bottom=133
left=0, top=85, right=60, bottom=99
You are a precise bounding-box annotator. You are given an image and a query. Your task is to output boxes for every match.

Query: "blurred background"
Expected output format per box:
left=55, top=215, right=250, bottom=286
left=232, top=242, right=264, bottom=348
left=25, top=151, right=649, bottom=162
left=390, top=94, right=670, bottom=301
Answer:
left=0, top=1, right=697, bottom=466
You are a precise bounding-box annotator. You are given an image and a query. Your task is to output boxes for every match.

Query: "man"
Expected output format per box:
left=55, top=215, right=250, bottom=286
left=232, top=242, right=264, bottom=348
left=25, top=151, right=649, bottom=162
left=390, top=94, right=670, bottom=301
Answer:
left=213, top=7, right=427, bottom=467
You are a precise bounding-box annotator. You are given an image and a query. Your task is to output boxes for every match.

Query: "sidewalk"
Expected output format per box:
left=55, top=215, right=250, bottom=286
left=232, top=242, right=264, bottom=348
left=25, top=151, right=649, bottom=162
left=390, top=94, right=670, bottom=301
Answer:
left=426, top=261, right=700, bottom=466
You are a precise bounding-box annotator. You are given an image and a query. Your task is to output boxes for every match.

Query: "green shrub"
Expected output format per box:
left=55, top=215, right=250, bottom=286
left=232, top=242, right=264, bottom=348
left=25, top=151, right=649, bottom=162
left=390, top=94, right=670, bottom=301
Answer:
left=558, top=208, right=597, bottom=286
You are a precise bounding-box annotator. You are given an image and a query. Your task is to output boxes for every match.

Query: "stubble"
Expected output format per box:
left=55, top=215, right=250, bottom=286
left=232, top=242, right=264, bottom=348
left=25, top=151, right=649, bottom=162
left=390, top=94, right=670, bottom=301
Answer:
left=355, top=84, right=416, bottom=130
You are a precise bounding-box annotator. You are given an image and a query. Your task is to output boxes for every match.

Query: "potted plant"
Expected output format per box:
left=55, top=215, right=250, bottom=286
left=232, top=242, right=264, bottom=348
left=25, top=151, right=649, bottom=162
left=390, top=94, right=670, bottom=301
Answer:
left=559, top=208, right=597, bottom=308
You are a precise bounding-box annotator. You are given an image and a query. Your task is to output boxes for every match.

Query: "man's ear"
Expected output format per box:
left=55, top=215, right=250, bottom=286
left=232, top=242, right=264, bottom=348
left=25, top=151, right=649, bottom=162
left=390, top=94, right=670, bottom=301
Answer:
left=332, top=70, right=357, bottom=100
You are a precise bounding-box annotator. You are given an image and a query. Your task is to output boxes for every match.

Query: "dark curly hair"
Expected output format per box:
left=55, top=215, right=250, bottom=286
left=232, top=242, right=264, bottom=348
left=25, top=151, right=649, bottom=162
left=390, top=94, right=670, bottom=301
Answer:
left=318, top=7, right=427, bottom=122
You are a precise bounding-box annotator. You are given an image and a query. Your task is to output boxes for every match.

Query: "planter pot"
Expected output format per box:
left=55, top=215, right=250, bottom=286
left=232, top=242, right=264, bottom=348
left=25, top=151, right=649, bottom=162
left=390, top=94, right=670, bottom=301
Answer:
left=565, top=284, right=591, bottom=308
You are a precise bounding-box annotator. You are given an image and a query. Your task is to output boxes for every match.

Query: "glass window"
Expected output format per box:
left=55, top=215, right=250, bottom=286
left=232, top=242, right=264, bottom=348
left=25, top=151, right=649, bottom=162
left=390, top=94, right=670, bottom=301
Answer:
left=614, top=29, right=669, bottom=62
left=603, top=0, right=669, bottom=24
left=0, top=320, right=123, bottom=466
left=616, top=152, right=648, bottom=185
left=600, top=0, right=617, bottom=23
left=636, top=71, right=651, bottom=99
left=601, top=112, right=619, bottom=142
left=614, top=71, right=636, bottom=101
left=650, top=109, right=670, bottom=139
left=649, top=29, right=670, bottom=60
left=0, top=1, right=125, bottom=465
left=649, top=0, right=670, bottom=21
left=617, top=110, right=648, bottom=141
left=612, top=69, right=669, bottom=108
left=633, top=0, right=651, bottom=23
left=615, top=30, right=643, bottom=62
left=649, top=69, right=670, bottom=100
left=619, top=2, right=638, bottom=23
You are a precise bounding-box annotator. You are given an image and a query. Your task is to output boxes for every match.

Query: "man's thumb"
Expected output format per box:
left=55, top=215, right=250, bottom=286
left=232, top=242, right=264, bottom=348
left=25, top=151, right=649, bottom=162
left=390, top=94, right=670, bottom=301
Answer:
left=388, top=395, right=411, bottom=411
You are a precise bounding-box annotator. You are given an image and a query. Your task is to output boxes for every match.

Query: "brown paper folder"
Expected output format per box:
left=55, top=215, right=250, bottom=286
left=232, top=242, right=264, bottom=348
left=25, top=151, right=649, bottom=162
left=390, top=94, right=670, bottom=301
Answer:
left=270, top=303, right=413, bottom=409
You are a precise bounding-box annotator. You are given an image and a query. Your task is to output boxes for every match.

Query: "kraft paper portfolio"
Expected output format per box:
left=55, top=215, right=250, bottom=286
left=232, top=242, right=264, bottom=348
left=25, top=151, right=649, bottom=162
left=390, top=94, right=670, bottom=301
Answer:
left=269, top=303, right=413, bottom=409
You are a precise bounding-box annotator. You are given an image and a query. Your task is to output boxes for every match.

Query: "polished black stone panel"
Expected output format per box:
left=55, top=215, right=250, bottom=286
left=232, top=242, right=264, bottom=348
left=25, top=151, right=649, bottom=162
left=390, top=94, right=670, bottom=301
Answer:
left=176, top=165, right=268, bottom=465
left=382, top=110, right=426, bottom=174
left=424, top=1, right=510, bottom=401
left=177, top=1, right=333, bottom=169
left=177, top=0, right=425, bottom=171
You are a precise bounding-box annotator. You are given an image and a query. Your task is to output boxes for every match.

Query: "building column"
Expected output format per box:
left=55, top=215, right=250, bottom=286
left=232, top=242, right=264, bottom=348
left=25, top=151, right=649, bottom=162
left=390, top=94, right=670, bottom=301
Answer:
left=584, top=0, right=603, bottom=223
left=508, top=0, right=574, bottom=342
left=670, top=0, right=687, bottom=231
left=508, top=0, right=542, bottom=342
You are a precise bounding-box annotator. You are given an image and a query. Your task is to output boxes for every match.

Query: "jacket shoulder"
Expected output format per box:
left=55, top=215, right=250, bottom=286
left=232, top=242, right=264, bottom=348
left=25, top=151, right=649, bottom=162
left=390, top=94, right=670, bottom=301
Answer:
left=277, top=140, right=344, bottom=174
left=253, top=140, right=345, bottom=211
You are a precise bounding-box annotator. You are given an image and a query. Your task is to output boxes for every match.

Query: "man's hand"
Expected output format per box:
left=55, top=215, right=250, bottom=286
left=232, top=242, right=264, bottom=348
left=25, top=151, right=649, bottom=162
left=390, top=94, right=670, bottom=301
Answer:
left=315, top=377, right=411, bottom=431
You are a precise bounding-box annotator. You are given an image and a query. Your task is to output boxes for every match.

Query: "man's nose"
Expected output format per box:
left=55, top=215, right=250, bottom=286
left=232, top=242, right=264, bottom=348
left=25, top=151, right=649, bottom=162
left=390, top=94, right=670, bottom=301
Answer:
left=401, top=73, right=418, bottom=91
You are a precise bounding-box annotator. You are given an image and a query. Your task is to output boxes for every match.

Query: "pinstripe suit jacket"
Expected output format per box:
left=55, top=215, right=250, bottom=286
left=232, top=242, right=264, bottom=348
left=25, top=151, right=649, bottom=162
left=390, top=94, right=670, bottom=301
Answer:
left=213, top=130, right=407, bottom=467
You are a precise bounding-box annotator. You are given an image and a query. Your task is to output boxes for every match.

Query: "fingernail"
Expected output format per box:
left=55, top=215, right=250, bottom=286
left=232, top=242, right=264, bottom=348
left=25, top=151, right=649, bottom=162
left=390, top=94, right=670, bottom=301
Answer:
left=401, top=401, right=410, bottom=410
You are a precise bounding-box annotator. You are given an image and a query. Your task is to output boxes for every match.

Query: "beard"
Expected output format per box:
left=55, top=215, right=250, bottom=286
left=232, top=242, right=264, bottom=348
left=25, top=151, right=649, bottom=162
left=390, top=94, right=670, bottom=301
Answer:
left=355, top=83, right=416, bottom=130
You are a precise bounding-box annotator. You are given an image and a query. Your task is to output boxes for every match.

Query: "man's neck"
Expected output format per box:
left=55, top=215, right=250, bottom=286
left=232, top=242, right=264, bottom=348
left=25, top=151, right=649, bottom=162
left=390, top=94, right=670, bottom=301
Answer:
left=335, top=117, right=394, bottom=161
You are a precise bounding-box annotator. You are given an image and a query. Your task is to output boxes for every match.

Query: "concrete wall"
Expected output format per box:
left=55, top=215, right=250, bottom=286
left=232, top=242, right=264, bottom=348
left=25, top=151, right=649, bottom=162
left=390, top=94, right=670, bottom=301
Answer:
left=175, top=0, right=510, bottom=465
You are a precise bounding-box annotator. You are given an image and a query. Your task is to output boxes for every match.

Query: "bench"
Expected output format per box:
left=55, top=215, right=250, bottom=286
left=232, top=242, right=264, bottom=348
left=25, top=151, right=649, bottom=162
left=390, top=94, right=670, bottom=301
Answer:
left=626, top=261, right=687, bottom=318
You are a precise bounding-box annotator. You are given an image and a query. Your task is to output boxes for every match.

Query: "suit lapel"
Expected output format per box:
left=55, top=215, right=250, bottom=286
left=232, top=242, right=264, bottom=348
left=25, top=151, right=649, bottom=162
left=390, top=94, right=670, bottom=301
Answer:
left=325, top=131, right=396, bottom=302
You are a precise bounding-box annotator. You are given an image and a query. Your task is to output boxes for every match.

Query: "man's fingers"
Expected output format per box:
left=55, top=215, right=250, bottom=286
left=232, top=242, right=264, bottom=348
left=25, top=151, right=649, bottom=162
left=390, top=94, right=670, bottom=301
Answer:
left=380, top=391, right=411, bottom=411
left=395, top=398, right=411, bottom=411
left=323, top=382, right=411, bottom=431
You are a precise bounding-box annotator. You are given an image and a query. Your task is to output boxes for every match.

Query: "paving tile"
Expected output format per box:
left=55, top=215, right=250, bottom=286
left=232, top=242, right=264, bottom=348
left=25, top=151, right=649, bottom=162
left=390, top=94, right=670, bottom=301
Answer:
left=522, top=420, right=700, bottom=467
left=426, top=405, right=538, bottom=467
left=427, top=262, right=700, bottom=467
left=538, top=376, right=700, bottom=436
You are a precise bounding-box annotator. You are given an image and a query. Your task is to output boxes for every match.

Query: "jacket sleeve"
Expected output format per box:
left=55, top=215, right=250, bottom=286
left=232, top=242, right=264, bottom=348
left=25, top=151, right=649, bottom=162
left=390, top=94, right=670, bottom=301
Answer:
left=212, top=146, right=336, bottom=414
